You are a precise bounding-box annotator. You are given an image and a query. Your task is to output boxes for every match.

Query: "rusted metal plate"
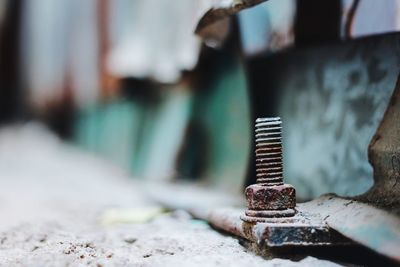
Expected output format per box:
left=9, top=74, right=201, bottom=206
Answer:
left=302, top=195, right=400, bottom=263
left=206, top=198, right=400, bottom=263
left=208, top=205, right=348, bottom=247
left=208, top=195, right=400, bottom=263
left=148, top=183, right=349, bottom=246
left=149, top=182, right=400, bottom=262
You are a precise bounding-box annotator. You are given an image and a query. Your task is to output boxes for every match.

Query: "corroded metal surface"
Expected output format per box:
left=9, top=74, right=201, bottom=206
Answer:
left=245, top=184, right=296, bottom=211
left=147, top=182, right=342, bottom=247
left=242, top=117, right=296, bottom=222
left=149, top=182, right=400, bottom=262
left=323, top=73, right=400, bottom=263
left=302, top=195, right=400, bottom=263
left=273, top=35, right=398, bottom=199
left=210, top=203, right=348, bottom=247
left=254, top=118, right=284, bottom=185
left=358, top=75, right=400, bottom=215
left=207, top=195, right=400, bottom=262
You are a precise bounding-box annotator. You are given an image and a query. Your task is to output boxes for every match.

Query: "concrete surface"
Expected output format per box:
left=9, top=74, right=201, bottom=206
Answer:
left=0, top=124, right=341, bottom=266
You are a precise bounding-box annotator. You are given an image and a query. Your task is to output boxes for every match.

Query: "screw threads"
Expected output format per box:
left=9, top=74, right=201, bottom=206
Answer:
left=255, top=117, right=284, bottom=186
left=241, top=116, right=296, bottom=222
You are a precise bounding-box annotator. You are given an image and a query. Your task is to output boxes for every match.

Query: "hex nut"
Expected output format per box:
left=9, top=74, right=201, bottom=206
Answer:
left=245, top=183, right=296, bottom=210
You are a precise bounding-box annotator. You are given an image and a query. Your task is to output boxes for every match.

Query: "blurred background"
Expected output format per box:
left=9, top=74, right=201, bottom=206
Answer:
left=1, top=0, right=400, bottom=201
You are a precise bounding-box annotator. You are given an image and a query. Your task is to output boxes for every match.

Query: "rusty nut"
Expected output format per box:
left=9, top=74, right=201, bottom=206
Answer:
left=245, top=183, right=296, bottom=210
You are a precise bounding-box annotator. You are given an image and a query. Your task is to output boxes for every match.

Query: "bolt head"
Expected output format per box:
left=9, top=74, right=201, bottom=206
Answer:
left=245, top=183, right=296, bottom=210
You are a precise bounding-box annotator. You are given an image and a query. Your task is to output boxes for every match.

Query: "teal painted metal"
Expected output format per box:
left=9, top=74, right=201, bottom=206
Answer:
left=74, top=88, right=192, bottom=180
left=272, top=35, right=399, bottom=199
left=183, top=48, right=251, bottom=193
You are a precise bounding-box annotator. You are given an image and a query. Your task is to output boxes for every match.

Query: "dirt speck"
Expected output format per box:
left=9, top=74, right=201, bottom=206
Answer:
left=123, top=237, right=137, bottom=244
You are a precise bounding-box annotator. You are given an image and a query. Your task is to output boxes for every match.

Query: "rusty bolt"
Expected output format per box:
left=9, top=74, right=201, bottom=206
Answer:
left=241, top=117, right=296, bottom=222
left=245, top=184, right=296, bottom=210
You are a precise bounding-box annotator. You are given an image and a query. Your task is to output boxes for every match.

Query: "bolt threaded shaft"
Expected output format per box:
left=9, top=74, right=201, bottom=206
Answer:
left=255, top=117, right=284, bottom=186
